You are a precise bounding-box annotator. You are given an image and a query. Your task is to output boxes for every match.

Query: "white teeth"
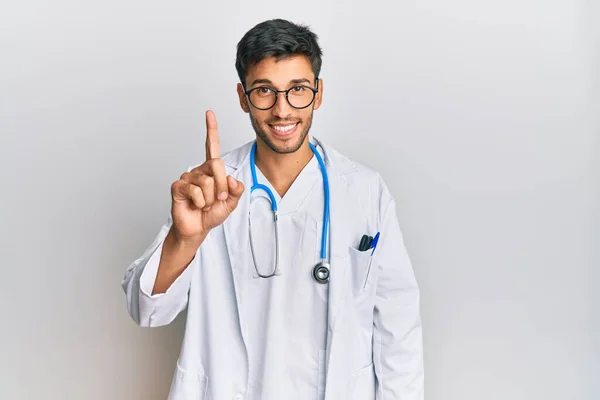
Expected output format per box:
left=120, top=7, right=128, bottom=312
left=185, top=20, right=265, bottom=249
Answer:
left=271, top=123, right=296, bottom=133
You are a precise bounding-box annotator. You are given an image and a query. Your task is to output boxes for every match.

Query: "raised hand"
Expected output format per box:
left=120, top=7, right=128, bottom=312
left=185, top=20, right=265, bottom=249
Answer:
left=169, top=110, right=245, bottom=245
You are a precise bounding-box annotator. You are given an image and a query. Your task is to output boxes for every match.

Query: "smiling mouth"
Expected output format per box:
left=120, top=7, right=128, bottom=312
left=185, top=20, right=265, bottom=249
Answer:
left=268, top=122, right=299, bottom=136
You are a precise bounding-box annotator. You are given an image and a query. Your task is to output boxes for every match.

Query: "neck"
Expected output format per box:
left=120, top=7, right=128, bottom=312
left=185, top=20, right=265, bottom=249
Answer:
left=254, top=138, right=314, bottom=198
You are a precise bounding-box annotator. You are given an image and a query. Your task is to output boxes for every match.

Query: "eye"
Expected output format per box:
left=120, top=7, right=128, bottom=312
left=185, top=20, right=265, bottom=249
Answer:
left=291, top=86, right=305, bottom=92
left=258, top=87, right=273, bottom=94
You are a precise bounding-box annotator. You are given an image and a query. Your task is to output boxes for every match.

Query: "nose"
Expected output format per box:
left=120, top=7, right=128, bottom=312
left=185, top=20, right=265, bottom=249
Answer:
left=271, top=92, right=293, bottom=119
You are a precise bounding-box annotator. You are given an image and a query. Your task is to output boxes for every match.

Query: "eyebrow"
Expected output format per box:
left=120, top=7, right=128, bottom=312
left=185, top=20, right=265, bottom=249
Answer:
left=250, top=78, right=312, bottom=87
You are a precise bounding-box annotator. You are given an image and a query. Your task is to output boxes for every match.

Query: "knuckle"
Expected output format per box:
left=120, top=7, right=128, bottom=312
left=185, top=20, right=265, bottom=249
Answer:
left=189, top=165, right=203, bottom=174
left=187, top=172, right=203, bottom=185
left=180, top=171, right=191, bottom=181
left=188, top=171, right=200, bottom=182
left=191, top=186, right=203, bottom=201
left=171, top=179, right=183, bottom=193
left=199, top=174, right=213, bottom=187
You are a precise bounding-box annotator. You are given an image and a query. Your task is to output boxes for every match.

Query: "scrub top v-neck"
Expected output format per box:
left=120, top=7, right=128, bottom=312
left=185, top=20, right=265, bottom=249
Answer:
left=245, top=143, right=329, bottom=400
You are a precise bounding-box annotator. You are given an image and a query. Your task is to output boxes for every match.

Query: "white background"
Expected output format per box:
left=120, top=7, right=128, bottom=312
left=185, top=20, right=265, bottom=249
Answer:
left=1, top=1, right=598, bottom=399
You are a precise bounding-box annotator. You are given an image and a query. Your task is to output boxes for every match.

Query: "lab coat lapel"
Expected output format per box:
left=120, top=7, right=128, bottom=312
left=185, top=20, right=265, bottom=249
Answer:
left=312, top=138, right=361, bottom=398
left=324, top=166, right=354, bottom=335
left=221, top=143, right=254, bottom=351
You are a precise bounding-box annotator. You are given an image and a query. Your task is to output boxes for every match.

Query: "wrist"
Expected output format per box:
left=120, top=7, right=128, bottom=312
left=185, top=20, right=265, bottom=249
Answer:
left=167, top=227, right=206, bottom=251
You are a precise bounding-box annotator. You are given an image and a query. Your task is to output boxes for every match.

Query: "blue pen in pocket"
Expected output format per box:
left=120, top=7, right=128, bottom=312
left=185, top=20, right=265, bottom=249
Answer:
left=362, top=232, right=380, bottom=289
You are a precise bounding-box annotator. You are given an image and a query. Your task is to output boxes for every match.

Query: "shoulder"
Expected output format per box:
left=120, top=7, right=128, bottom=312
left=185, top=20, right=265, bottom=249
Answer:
left=319, top=138, right=388, bottom=190
left=317, top=138, right=395, bottom=221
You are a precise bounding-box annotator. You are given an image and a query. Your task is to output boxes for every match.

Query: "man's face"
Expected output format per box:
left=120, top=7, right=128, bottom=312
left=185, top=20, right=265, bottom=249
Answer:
left=237, top=55, right=323, bottom=154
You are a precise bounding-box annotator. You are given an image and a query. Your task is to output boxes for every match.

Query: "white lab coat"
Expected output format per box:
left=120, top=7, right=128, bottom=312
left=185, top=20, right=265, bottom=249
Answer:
left=122, top=137, right=424, bottom=400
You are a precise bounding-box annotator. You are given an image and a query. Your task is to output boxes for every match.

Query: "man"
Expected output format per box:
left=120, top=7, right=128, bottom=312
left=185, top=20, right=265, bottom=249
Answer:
left=122, top=18, right=424, bottom=400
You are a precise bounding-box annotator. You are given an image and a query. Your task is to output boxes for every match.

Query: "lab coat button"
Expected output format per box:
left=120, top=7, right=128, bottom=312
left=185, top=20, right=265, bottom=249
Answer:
left=233, top=394, right=244, bottom=400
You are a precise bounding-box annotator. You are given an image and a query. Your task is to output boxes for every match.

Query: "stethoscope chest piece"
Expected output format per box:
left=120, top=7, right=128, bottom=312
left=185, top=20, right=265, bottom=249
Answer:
left=312, top=262, right=330, bottom=284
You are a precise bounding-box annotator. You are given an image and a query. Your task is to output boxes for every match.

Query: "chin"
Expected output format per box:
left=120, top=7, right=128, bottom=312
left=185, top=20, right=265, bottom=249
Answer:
left=260, top=123, right=308, bottom=154
left=250, top=112, right=313, bottom=155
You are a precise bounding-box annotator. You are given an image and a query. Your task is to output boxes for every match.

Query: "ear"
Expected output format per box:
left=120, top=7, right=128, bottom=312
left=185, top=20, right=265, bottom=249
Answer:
left=237, top=83, right=250, bottom=113
left=313, top=78, right=323, bottom=110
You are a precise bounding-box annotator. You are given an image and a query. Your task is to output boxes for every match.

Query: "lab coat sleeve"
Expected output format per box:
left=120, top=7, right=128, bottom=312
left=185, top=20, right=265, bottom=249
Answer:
left=373, top=191, right=424, bottom=400
left=121, top=213, right=196, bottom=327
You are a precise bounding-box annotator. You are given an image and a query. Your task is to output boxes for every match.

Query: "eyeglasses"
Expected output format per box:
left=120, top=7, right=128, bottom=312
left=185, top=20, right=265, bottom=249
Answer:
left=244, top=80, right=319, bottom=111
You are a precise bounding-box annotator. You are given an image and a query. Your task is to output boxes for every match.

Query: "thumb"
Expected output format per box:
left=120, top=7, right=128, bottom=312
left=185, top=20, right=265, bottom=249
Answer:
left=225, top=175, right=245, bottom=208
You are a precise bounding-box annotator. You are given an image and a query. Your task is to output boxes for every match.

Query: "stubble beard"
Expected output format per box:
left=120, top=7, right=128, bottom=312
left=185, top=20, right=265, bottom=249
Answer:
left=250, top=111, right=313, bottom=155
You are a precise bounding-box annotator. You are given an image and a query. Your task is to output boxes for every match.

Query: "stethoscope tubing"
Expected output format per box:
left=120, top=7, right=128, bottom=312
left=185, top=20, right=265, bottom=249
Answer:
left=248, top=141, right=330, bottom=282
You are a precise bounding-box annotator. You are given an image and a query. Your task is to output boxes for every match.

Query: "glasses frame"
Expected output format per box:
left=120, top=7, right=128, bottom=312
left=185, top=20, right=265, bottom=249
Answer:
left=243, top=79, right=320, bottom=111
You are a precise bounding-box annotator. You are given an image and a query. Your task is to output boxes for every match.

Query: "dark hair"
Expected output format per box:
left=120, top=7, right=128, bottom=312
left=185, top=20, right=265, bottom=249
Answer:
left=235, top=19, right=323, bottom=88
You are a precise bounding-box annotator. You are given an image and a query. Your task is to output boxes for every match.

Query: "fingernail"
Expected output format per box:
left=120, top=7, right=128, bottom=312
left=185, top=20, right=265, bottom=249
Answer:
left=218, top=191, right=228, bottom=201
left=230, top=179, right=238, bottom=188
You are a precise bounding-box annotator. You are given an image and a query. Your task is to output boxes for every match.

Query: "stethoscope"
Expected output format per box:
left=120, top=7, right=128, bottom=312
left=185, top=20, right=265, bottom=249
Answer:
left=248, top=141, right=331, bottom=283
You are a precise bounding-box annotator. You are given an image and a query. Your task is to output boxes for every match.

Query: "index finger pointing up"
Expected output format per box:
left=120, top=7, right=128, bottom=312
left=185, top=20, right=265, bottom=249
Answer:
left=205, top=110, right=220, bottom=160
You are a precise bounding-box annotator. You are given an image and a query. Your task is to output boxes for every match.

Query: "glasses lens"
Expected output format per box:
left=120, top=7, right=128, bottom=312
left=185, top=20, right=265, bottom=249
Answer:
left=288, top=86, right=315, bottom=109
left=249, top=87, right=277, bottom=110
left=248, top=86, right=316, bottom=110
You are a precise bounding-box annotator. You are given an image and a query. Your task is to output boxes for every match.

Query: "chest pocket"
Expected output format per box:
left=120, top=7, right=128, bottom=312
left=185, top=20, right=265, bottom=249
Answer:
left=348, top=246, right=377, bottom=295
